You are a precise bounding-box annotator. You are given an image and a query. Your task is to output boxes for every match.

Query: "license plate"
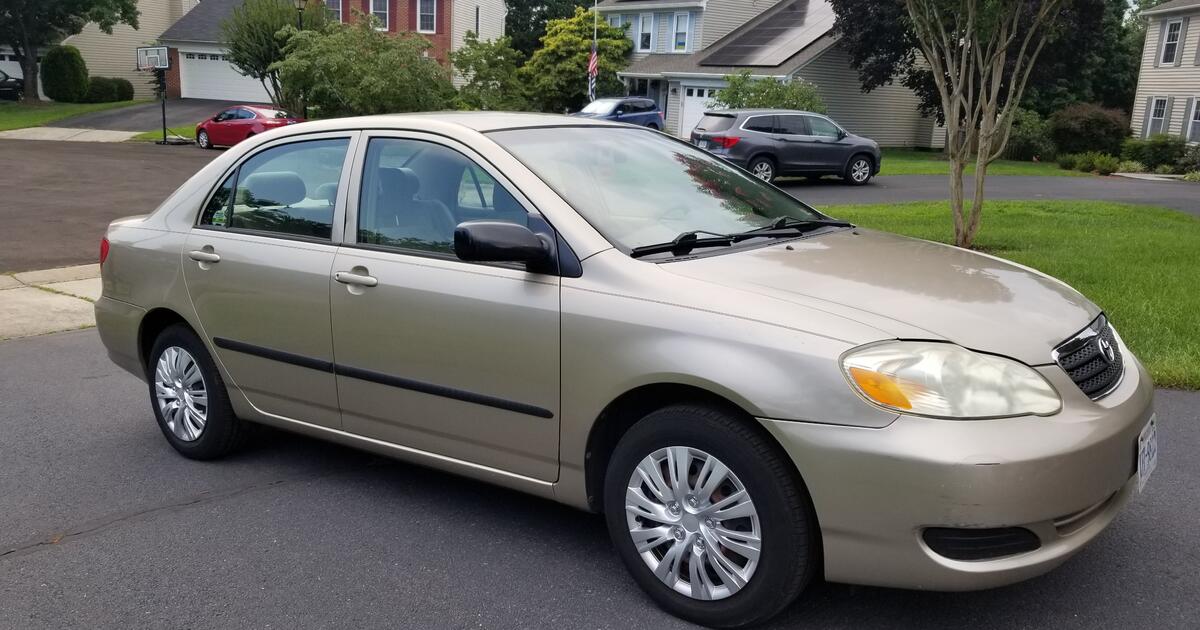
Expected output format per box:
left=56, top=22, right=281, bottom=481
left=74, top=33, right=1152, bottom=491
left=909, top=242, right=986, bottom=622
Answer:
left=698, top=140, right=709, bottom=150
left=1137, top=414, right=1158, bottom=492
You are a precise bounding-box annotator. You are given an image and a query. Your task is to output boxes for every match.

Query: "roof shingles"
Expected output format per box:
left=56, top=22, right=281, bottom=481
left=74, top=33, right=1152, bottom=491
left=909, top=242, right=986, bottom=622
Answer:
left=160, top=0, right=243, bottom=44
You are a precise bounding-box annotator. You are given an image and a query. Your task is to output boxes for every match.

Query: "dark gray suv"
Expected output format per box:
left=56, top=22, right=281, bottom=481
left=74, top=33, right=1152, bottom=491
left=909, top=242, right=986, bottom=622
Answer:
left=690, top=109, right=881, bottom=185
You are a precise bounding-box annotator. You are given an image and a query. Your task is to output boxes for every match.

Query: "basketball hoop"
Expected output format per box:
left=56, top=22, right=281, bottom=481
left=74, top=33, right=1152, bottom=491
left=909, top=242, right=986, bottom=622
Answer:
left=136, top=46, right=169, bottom=71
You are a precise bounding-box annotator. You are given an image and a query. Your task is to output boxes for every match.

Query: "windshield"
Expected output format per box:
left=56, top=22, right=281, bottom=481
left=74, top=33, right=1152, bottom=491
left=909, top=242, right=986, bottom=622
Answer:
left=580, top=100, right=618, bottom=115
left=488, top=127, right=825, bottom=252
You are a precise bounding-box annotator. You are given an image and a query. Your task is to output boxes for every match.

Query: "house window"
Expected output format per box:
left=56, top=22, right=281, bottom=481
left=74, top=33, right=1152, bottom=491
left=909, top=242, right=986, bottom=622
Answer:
left=673, top=13, right=689, bottom=52
left=1161, top=20, right=1182, bottom=64
left=608, top=15, right=621, bottom=28
left=1189, top=99, right=1200, bottom=143
left=637, top=13, right=653, bottom=52
left=418, top=0, right=436, bottom=33
left=1148, top=97, right=1168, bottom=136
left=325, top=0, right=341, bottom=23
left=371, top=0, right=388, bottom=30
left=475, top=6, right=480, bottom=34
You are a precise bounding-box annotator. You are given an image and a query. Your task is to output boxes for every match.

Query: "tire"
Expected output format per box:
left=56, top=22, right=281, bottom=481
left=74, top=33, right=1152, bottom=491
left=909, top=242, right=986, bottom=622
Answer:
left=747, top=156, right=777, bottom=183
left=843, top=154, right=874, bottom=186
left=603, top=404, right=817, bottom=628
left=197, top=129, right=212, bottom=149
left=647, top=123, right=660, bottom=130
left=147, top=324, right=247, bottom=460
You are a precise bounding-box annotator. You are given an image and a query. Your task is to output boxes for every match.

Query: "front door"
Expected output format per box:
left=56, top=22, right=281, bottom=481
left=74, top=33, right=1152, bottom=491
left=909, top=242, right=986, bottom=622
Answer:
left=803, top=115, right=852, bottom=170
left=183, top=132, right=358, bottom=428
left=330, top=133, right=561, bottom=481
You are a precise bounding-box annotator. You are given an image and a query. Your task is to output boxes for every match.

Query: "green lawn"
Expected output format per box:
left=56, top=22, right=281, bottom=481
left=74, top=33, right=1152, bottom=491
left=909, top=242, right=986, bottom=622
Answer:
left=0, top=100, right=147, bottom=131
left=823, top=200, right=1200, bottom=389
left=880, top=148, right=1087, bottom=177
left=130, top=125, right=197, bottom=142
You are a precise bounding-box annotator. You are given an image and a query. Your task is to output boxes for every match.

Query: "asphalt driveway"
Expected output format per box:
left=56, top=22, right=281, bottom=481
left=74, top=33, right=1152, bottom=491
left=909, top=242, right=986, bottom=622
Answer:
left=0, top=329, right=1196, bottom=629
left=54, top=98, right=240, bottom=132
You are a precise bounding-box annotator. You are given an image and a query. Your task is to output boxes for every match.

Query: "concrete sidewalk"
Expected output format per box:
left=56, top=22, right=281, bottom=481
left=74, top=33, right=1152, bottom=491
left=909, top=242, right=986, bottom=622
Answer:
left=0, top=127, right=138, bottom=142
left=0, top=264, right=101, bottom=340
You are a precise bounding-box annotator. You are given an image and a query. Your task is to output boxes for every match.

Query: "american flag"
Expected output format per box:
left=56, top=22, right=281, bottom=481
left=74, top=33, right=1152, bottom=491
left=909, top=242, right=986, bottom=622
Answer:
left=587, top=42, right=599, bottom=102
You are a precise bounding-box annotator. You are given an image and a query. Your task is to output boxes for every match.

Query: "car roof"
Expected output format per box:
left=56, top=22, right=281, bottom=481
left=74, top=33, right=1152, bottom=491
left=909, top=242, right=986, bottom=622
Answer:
left=278, top=111, right=623, bottom=134
left=704, top=109, right=823, bottom=117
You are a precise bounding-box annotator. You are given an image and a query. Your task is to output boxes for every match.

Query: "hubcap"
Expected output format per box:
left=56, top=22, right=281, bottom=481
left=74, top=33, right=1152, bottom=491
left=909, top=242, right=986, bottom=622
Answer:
left=625, top=447, right=762, bottom=601
left=852, top=159, right=870, bottom=182
left=199, top=131, right=208, bottom=146
left=154, top=346, right=208, bottom=442
left=752, top=162, right=773, bottom=180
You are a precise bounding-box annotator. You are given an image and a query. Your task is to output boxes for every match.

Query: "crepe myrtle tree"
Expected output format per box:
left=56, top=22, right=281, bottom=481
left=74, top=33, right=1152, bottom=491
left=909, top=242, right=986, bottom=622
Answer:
left=221, top=0, right=327, bottom=110
left=0, top=0, right=138, bottom=104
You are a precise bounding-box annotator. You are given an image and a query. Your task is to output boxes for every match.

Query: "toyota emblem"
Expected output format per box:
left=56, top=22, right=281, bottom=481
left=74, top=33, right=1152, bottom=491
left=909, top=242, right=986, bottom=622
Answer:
left=1097, top=337, right=1116, bottom=364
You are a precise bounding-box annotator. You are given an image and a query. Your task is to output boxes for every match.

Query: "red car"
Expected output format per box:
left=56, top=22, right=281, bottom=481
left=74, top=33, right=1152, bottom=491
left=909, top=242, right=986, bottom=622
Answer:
left=195, top=105, right=304, bottom=149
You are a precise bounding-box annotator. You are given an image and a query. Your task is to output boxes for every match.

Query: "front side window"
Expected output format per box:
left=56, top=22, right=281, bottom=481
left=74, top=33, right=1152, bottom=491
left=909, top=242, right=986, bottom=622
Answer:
left=418, top=0, right=436, bottom=33
left=325, top=0, right=341, bottom=22
left=236, top=109, right=256, bottom=120
left=673, top=13, right=689, bottom=52
left=1149, top=97, right=1168, bottom=135
left=200, top=138, right=349, bottom=240
left=490, top=127, right=824, bottom=253
left=638, top=13, right=653, bottom=52
left=357, top=138, right=529, bottom=255
left=806, top=116, right=840, bottom=138
left=1161, top=20, right=1182, bottom=64
left=215, top=108, right=238, bottom=122
left=371, top=0, right=388, bottom=30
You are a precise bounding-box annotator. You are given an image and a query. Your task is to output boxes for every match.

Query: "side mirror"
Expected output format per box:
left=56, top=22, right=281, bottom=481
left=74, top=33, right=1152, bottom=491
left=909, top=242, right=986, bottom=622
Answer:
left=614, top=109, right=625, bottom=117
left=454, top=221, right=552, bottom=265
left=837, top=129, right=847, bottom=140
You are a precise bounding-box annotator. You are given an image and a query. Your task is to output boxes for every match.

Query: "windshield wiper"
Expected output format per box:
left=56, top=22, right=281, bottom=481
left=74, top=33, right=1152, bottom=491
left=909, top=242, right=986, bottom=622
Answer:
left=737, top=216, right=854, bottom=237
left=629, top=230, right=735, bottom=258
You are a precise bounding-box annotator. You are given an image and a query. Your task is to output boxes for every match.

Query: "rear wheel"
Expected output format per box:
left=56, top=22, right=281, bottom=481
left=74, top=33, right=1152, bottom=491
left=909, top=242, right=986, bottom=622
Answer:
left=843, top=154, right=874, bottom=185
left=197, top=129, right=212, bottom=149
left=148, top=324, right=247, bottom=459
left=603, top=405, right=816, bottom=628
left=747, top=156, right=777, bottom=183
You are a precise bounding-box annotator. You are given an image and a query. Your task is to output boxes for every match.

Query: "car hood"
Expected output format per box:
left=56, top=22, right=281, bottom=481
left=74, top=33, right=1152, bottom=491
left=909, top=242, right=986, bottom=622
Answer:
left=658, top=229, right=1099, bottom=365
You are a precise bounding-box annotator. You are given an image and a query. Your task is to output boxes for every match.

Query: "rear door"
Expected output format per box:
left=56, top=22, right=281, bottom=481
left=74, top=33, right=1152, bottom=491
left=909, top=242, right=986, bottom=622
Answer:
left=772, top=114, right=813, bottom=171
left=329, top=132, right=561, bottom=481
left=183, top=131, right=359, bottom=429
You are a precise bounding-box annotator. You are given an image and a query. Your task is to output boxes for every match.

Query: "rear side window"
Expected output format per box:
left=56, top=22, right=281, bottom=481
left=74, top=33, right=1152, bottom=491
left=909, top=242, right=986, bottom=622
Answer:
left=695, top=115, right=735, bottom=133
left=743, top=116, right=776, bottom=133
left=199, top=138, right=350, bottom=240
left=776, top=115, right=808, bottom=135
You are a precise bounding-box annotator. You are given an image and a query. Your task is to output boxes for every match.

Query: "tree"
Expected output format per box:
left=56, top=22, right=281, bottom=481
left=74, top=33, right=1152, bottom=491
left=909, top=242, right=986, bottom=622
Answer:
left=222, top=0, right=327, bottom=109
left=0, top=0, right=138, bottom=104
left=273, top=17, right=454, bottom=118
left=711, top=71, right=826, bottom=113
left=901, top=0, right=1070, bottom=248
left=451, top=31, right=528, bottom=111
left=41, top=44, right=88, bottom=102
left=505, top=0, right=587, bottom=58
left=521, top=7, right=630, bottom=113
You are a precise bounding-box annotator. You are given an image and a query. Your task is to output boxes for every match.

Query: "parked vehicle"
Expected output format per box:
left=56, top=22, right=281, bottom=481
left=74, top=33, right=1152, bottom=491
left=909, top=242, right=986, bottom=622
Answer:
left=195, top=105, right=304, bottom=149
left=96, top=113, right=1155, bottom=629
left=571, top=97, right=664, bottom=129
left=691, top=109, right=881, bottom=185
left=0, top=69, right=23, bottom=101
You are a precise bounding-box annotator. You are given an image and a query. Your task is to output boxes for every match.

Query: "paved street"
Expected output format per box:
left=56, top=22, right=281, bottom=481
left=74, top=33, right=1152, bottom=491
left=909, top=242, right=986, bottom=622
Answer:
left=1, top=329, right=1197, bottom=629
left=54, top=98, right=238, bottom=132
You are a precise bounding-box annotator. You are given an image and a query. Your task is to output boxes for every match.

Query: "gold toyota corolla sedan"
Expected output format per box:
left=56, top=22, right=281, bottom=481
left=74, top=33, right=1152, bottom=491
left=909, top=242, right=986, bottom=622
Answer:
left=95, top=113, right=1158, bottom=628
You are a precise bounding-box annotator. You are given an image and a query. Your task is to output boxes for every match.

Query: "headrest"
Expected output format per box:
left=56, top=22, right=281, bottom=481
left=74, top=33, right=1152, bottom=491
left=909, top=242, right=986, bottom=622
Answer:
left=377, top=167, right=420, bottom=200
left=240, top=171, right=306, bottom=207
left=314, top=182, right=338, bottom=205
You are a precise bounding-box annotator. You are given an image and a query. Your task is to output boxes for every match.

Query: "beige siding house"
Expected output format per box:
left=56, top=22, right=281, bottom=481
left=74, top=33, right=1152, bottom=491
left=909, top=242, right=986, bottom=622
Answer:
left=598, top=0, right=944, bottom=148
left=1131, top=0, right=1200, bottom=142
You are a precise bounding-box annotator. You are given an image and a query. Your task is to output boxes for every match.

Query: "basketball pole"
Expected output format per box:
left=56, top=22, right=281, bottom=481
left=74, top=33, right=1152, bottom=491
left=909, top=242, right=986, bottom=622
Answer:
left=159, top=67, right=168, bottom=145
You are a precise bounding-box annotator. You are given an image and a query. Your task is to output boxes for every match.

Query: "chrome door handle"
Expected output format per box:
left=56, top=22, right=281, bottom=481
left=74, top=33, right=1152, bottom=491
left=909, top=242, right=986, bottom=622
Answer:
left=334, top=271, right=378, bottom=287
left=188, top=250, right=221, bottom=263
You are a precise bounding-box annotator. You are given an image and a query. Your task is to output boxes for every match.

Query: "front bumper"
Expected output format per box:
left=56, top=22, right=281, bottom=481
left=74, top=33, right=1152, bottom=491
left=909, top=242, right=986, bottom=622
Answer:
left=759, top=352, right=1155, bottom=591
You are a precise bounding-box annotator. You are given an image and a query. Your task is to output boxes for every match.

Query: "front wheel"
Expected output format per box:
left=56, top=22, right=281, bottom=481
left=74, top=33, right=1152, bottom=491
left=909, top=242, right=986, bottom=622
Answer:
left=196, top=129, right=212, bottom=149
left=843, top=155, right=874, bottom=185
left=604, top=405, right=817, bottom=628
left=747, top=156, right=777, bottom=183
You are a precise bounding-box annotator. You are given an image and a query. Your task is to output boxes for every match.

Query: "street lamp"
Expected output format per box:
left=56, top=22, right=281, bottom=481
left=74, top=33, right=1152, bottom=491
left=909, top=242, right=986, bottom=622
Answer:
left=293, top=0, right=307, bottom=30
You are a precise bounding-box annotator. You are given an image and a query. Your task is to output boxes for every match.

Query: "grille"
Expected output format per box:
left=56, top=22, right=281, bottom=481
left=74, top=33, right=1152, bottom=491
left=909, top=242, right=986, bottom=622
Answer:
left=1053, top=315, right=1124, bottom=400
left=922, top=527, right=1042, bottom=561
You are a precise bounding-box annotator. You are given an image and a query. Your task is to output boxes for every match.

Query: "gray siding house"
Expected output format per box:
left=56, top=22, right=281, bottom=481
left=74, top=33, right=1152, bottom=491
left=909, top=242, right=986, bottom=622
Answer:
left=597, top=0, right=945, bottom=148
left=1130, top=0, right=1200, bottom=142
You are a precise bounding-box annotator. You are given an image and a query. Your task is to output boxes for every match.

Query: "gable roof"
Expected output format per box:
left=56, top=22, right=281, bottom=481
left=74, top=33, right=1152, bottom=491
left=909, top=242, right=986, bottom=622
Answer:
left=596, top=0, right=704, bottom=8
left=1142, top=0, right=1200, bottom=16
left=160, top=0, right=243, bottom=44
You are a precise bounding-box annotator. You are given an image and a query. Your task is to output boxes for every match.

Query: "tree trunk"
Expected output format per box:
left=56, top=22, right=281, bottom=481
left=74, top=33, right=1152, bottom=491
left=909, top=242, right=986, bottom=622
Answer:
left=20, top=54, right=39, bottom=103
left=948, top=158, right=967, bottom=246
left=964, top=155, right=989, bottom=248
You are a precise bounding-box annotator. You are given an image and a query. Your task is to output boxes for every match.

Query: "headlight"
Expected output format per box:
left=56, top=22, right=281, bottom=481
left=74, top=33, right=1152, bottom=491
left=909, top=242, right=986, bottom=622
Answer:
left=841, top=341, right=1061, bottom=419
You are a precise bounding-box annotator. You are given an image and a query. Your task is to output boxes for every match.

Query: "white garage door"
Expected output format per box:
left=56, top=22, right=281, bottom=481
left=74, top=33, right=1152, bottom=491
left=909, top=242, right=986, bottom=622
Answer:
left=679, top=86, right=720, bottom=138
left=180, top=51, right=271, bottom=103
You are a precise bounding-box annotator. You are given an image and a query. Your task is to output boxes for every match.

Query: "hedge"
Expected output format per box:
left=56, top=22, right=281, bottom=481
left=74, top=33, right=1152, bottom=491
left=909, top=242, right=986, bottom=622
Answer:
left=42, top=46, right=89, bottom=103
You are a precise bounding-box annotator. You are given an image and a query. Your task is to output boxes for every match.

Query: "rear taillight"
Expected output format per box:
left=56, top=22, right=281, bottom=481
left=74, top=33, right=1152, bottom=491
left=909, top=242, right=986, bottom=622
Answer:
left=99, top=237, right=110, bottom=265
left=710, top=136, right=741, bottom=149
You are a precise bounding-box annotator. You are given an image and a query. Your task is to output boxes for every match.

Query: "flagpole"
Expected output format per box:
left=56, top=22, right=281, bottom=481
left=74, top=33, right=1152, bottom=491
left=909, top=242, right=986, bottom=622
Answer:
left=590, top=0, right=598, bottom=102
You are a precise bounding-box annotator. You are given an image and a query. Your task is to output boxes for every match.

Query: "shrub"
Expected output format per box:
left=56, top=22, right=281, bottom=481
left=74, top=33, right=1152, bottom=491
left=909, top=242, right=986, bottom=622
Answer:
left=1117, top=160, right=1147, bottom=173
left=1176, top=145, right=1200, bottom=174
left=1049, top=103, right=1128, bottom=155
left=1124, top=134, right=1188, bottom=170
left=84, top=77, right=120, bottom=103
left=1184, top=171, right=1200, bottom=183
left=1057, top=153, right=1078, bottom=170
left=1092, top=154, right=1120, bottom=175
left=1074, top=151, right=1104, bottom=172
left=1154, top=164, right=1178, bottom=175
left=41, top=45, right=89, bottom=103
left=112, top=78, right=135, bottom=101
left=1004, top=108, right=1055, bottom=161
left=711, top=70, right=826, bottom=113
